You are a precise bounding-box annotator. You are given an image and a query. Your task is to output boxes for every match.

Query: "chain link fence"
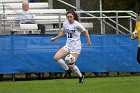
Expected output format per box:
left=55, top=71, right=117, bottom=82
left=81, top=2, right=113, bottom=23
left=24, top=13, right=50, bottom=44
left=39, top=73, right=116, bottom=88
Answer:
left=53, top=0, right=136, bottom=35
left=0, top=0, right=137, bottom=35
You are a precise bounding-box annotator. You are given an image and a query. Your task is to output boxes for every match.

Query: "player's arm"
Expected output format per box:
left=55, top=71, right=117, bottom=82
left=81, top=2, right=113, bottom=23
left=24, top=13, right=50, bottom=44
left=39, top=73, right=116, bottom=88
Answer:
left=50, top=31, right=65, bottom=42
left=78, top=23, right=91, bottom=46
left=83, top=30, right=91, bottom=46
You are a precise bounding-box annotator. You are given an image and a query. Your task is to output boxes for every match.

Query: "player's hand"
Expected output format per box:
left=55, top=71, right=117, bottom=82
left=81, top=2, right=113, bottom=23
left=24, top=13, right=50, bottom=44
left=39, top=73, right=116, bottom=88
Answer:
left=50, top=37, right=56, bottom=42
left=87, top=41, right=92, bottom=46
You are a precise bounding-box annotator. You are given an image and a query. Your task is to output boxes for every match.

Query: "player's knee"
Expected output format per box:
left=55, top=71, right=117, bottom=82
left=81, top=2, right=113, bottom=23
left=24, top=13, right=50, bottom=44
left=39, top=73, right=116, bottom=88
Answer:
left=54, top=56, right=60, bottom=62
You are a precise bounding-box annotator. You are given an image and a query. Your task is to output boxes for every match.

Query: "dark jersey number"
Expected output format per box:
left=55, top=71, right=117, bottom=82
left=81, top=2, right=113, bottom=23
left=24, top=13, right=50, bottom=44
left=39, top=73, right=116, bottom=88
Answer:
left=67, top=32, right=72, bottom=38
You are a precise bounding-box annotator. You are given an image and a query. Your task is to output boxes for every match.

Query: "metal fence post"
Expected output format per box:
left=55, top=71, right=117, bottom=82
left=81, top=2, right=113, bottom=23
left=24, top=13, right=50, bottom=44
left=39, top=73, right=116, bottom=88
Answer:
left=0, top=14, right=2, bottom=34
left=2, top=3, right=6, bottom=33
left=116, top=12, right=119, bottom=34
left=102, top=18, right=106, bottom=34
left=129, top=17, right=132, bottom=34
left=100, top=0, right=104, bottom=34
left=58, top=13, right=61, bottom=31
left=76, top=0, right=80, bottom=10
left=48, top=0, right=53, bottom=9
left=76, top=0, right=81, bottom=21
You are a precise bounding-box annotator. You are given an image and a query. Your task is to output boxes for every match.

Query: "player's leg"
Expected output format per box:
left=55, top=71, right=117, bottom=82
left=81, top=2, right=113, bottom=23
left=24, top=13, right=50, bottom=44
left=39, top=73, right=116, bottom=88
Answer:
left=137, top=47, right=140, bottom=64
left=68, top=53, right=84, bottom=84
left=54, top=47, right=69, bottom=70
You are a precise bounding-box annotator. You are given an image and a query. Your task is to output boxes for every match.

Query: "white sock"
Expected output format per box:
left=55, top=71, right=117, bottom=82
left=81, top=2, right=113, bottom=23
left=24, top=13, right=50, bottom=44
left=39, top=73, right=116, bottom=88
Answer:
left=57, top=59, right=69, bottom=70
left=72, top=65, right=82, bottom=77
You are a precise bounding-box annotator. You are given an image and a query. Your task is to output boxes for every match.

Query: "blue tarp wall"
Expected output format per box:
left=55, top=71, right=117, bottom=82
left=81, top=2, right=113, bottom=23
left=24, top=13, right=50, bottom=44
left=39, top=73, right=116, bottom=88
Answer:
left=0, top=34, right=140, bottom=74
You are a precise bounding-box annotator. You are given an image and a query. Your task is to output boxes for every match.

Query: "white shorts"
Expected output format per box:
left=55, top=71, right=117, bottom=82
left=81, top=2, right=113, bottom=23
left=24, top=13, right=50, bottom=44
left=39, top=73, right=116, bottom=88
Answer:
left=63, top=45, right=81, bottom=54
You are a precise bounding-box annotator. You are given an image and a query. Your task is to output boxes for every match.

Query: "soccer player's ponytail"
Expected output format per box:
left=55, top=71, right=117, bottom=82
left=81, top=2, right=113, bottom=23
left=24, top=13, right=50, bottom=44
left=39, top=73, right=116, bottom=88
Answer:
left=66, top=10, right=79, bottom=21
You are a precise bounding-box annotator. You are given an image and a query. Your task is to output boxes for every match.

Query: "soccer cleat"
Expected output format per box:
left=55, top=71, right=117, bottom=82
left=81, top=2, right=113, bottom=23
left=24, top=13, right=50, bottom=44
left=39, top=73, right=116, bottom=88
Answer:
left=79, top=75, right=84, bottom=84
left=63, top=68, right=72, bottom=78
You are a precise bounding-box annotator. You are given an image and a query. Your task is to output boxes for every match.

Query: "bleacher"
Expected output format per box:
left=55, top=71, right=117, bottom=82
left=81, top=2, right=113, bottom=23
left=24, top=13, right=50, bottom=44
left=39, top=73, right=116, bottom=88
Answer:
left=0, top=0, right=66, bottom=34
left=1, top=9, right=67, bottom=34
left=0, top=0, right=93, bottom=35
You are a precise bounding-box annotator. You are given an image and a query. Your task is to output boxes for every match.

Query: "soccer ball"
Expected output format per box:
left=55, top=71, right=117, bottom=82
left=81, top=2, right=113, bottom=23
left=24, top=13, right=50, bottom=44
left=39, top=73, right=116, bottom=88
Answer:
left=65, top=54, right=76, bottom=64
left=131, top=30, right=138, bottom=38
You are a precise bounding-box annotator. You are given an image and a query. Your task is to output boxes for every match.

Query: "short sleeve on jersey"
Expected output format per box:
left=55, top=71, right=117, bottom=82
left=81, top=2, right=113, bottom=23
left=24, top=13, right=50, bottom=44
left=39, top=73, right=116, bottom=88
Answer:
left=77, top=22, right=86, bottom=32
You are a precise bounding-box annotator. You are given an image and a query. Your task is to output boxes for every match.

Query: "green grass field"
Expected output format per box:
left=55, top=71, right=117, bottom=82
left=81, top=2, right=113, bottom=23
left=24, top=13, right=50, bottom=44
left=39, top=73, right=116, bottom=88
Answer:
left=0, top=76, right=140, bottom=93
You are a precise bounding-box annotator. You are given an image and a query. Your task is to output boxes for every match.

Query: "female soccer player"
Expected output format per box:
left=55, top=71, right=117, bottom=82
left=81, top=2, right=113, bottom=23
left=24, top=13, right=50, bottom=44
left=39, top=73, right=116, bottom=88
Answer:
left=50, top=10, right=91, bottom=83
left=131, top=20, right=140, bottom=64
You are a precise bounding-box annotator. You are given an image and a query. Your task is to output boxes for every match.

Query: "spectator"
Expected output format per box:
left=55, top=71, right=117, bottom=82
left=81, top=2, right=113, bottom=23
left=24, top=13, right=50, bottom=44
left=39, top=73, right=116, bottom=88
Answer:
left=19, top=0, right=45, bottom=34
